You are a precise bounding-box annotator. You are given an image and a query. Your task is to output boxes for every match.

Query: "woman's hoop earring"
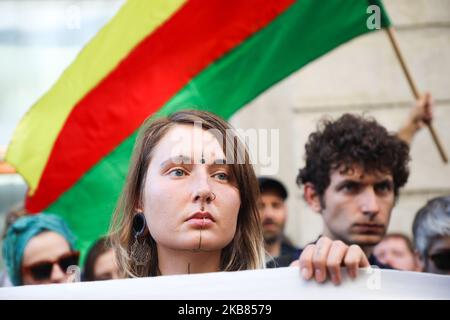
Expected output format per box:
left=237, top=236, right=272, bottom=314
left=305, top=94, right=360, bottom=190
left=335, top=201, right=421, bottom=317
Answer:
left=130, top=213, right=151, bottom=271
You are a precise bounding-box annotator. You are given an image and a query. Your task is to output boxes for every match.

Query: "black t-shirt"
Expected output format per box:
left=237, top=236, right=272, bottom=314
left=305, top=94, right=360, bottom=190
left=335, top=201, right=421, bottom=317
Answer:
left=266, top=241, right=301, bottom=268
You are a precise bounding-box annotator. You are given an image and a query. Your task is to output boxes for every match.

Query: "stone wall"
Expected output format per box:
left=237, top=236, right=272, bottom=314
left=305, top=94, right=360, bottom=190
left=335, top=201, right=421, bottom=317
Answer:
left=230, top=0, right=450, bottom=247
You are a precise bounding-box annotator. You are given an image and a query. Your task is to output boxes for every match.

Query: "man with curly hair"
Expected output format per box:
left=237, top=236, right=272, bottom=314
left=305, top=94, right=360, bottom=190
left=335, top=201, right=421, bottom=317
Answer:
left=296, top=113, right=411, bottom=268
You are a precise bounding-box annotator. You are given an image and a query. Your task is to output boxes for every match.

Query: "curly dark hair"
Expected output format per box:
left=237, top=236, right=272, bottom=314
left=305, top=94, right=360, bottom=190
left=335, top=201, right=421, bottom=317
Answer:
left=297, top=114, right=410, bottom=199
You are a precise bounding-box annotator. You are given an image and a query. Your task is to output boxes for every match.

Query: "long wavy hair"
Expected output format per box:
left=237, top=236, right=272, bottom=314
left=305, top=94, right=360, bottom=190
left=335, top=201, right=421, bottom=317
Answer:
left=109, top=110, right=264, bottom=278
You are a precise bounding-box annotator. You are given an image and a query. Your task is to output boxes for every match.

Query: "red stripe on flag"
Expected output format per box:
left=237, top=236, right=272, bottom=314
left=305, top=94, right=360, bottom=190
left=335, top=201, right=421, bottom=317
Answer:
left=26, top=0, right=295, bottom=212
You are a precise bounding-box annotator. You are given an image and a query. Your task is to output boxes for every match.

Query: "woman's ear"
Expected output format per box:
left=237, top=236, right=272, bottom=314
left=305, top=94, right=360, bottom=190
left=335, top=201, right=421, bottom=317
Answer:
left=303, top=183, right=322, bottom=213
left=135, top=199, right=144, bottom=213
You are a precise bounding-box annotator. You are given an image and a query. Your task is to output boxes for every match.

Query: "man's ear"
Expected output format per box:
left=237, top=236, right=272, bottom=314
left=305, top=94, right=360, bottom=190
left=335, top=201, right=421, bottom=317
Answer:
left=303, top=183, right=322, bottom=213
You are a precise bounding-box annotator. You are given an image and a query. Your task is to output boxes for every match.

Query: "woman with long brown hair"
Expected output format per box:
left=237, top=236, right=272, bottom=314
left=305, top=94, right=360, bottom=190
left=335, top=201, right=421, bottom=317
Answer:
left=110, top=110, right=369, bottom=283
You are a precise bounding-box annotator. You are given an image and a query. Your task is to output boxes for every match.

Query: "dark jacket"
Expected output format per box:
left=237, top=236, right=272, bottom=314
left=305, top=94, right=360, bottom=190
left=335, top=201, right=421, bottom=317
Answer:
left=266, top=240, right=301, bottom=268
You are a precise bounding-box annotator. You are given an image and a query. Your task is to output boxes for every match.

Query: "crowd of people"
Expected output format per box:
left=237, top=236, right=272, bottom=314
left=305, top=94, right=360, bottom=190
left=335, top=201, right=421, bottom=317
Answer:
left=0, top=94, right=449, bottom=288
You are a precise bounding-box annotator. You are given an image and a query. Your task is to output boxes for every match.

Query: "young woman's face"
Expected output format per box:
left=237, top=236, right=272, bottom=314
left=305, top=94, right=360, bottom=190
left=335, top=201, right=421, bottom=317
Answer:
left=142, top=124, right=241, bottom=252
left=93, top=249, right=120, bottom=281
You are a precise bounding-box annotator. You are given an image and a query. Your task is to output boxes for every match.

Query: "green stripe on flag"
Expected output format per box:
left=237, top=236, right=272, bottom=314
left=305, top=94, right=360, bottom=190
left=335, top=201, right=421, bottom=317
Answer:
left=47, top=0, right=391, bottom=257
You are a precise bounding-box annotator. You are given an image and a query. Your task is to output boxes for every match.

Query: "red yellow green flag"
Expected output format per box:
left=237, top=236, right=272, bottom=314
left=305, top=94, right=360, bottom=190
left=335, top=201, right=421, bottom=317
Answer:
left=6, top=0, right=391, bottom=255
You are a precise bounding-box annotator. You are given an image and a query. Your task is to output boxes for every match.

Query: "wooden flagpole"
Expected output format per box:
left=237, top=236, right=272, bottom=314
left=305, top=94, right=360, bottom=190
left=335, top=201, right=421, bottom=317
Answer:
left=385, top=27, right=448, bottom=163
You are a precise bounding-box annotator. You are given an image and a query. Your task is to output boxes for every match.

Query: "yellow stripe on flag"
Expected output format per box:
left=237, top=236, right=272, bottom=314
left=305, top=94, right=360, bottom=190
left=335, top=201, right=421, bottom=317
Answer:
left=6, top=0, right=187, bottom=194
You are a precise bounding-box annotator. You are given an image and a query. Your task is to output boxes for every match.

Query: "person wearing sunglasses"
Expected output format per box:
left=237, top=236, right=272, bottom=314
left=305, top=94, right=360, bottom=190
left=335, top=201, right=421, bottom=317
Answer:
left=413, top=196, right=450, bottom=275
left=2, top=214, right=78, bottom=286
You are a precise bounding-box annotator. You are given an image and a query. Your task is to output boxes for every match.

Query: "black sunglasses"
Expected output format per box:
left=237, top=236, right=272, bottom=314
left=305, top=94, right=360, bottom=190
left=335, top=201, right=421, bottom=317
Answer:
left=22, top=251, right=80, bottom=280
left=429, top=250, right=450, bottom=271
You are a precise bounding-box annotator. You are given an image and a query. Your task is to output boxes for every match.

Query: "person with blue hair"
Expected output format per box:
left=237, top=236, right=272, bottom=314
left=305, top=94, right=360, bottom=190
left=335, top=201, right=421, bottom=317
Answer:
left=2, top=214, right=79, bottom=286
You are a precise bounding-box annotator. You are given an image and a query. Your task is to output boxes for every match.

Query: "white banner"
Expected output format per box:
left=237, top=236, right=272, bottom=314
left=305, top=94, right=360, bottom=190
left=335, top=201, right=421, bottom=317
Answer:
left=1, top=267, right=449, bottom=300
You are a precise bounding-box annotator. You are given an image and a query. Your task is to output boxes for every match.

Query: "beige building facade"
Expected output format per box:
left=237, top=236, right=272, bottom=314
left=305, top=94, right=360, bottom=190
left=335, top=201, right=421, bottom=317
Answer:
left=230, top=0, right=450, bottom=247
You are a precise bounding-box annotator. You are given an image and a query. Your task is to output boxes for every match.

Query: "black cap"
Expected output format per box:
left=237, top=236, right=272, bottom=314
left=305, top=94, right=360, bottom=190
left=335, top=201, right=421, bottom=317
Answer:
left=257, top=177, right=288, bottom=200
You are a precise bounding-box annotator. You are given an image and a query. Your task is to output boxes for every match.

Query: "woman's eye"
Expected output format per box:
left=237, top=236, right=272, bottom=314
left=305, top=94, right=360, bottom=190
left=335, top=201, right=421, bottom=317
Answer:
left=168, top=168, right=186, bottom=177
left=213, top=172, right=228, bottom=181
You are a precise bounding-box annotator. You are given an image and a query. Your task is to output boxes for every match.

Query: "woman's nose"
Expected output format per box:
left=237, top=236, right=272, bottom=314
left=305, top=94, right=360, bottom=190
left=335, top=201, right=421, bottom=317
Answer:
left=191, top=171, right=215, bottom=204
left=50, top=263, right=67, bottom=283
left=193, top=190, right=215, bottom=203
